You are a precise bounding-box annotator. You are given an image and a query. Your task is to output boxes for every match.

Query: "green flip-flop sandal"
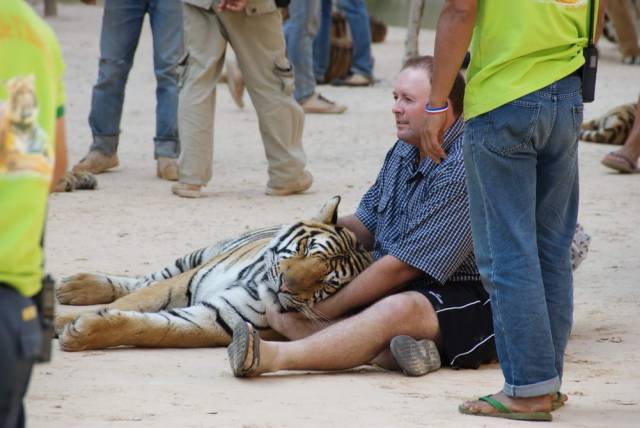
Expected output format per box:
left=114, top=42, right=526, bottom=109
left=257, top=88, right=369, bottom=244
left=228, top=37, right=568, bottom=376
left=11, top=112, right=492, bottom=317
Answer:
left=459, top=395, right=553, bottom=422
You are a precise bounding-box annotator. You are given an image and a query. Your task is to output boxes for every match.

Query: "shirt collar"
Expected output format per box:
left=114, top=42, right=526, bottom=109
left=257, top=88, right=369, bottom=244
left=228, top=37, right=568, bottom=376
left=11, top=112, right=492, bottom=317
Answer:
left=399, top=117, right=465, bottom=174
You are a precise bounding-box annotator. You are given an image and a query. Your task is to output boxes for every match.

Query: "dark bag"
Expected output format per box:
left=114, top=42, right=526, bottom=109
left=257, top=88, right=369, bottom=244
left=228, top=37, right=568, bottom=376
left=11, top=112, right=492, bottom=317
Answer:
left=275, top=0, right=290, bottom=7
left=581, top=0, right=598, bottom=103
left=32, top=274, right=55, bottom=363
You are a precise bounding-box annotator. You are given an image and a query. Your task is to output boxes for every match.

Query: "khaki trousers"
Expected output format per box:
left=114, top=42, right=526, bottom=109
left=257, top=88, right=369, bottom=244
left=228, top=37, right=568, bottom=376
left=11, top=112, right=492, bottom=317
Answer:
left=178, top=3, right=306, bottom=188
left=607, top=0, right=640, bottom=56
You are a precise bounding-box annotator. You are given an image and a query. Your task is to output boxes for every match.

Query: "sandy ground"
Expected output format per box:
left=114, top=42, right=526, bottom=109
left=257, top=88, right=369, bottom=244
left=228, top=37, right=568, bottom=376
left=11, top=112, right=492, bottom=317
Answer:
left=24, top=4, right=640, bottom=427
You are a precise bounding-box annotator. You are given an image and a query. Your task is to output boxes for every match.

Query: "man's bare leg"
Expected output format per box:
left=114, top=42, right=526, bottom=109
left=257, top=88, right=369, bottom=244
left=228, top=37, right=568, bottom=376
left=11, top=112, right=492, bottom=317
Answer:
left=236, top=291, right=439, bottom=374
left=614, top=102, right=640, bottom=161
left=602, top=102, right=640, bottom=172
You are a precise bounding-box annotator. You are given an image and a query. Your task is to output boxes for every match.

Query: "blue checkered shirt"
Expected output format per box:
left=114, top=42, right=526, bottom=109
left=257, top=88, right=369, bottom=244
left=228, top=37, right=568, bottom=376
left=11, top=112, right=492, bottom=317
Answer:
left=355, top=118, right=480, bottom=285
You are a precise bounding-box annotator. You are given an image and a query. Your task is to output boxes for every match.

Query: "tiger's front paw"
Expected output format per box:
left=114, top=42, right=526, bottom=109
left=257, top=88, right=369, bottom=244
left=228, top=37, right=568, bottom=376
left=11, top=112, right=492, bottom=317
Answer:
left=59, top=309, right=125, bottom=351
left=57, top=273, right=116, bottom=305
left=54, top=313, right=79, bottom=336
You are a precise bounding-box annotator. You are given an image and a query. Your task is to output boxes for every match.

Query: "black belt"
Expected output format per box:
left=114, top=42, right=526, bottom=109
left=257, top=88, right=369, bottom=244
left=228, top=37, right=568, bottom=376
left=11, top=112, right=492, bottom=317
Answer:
left=569, top=67, right=583, bottom=78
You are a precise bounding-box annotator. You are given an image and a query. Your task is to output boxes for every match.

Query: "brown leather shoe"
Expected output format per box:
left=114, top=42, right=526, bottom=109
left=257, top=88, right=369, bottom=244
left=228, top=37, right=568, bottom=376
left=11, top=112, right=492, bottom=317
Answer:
left=156, top=157, right=178, bottom=181
left=266, top=170, right=313, bottom=196
left=331, top=73, right=373, bottom=87
left=72, top=151, right=118, bottom=174
left=300, top=93, right=347, bottom=114
left=171, top=182, right=202, bottom=198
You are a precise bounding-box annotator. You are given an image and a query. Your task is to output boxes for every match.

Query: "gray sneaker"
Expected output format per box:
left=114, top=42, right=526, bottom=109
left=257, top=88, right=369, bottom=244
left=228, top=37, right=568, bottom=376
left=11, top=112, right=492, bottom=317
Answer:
left=390, top=335, right=441, bottom=377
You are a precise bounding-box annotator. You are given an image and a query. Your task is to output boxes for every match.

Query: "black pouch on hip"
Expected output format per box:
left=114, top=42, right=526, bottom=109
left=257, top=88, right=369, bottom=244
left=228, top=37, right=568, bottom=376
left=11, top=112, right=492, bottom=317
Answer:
left=581, top=0, right=598, bottom=103
left=33, top=274, right=55, bottom=363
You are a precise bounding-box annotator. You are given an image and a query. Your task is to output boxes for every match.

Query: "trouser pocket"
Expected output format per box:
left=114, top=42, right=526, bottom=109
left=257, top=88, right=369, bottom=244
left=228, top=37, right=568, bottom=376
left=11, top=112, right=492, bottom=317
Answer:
left=274, top=56, right=294, bottom=96
left=177, top=52, right=190, bottom=90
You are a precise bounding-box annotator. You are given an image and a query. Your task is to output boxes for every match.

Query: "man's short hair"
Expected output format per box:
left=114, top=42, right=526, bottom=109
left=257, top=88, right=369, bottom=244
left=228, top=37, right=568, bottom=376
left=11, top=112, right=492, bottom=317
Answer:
left=401, top=55, right=466, bottom=117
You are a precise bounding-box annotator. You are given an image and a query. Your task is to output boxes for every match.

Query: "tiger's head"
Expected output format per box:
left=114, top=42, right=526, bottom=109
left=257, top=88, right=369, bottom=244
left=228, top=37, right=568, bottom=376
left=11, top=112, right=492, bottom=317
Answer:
left=5, top=75, right=38, bottom=129
left=266, top=196, right=373, bottom=318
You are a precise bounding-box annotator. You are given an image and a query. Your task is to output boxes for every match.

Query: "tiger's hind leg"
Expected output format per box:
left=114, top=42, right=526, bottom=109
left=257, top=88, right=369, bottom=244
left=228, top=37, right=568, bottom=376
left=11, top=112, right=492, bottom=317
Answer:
left=55, top=269, right=195, bottom=334
left=580, top=118, right=598, bottom=131
left=59, top=304, right=232, bottom=351
left=57, top=242, right=231, bottom=306
left=56, top=273, right=142, bottom=305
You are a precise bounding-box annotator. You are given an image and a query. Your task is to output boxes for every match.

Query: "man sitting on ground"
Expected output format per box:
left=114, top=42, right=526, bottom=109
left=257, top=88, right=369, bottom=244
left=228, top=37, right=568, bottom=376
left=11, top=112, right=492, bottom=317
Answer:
left=227, top=55, right=497, bottom=377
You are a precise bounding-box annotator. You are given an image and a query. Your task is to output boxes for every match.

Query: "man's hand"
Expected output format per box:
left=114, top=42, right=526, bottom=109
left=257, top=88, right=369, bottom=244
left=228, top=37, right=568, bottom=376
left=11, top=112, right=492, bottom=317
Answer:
left=420, top=112, right=448, bottom=163
left=217, top=0, right=248, bottom=12
left=265, top=306, right=324, bottom=340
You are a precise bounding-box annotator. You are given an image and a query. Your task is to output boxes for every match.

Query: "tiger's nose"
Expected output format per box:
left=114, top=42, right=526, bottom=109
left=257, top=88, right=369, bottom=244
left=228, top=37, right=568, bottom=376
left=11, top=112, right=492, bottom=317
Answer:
left=279, top=281, right=292, bottom=293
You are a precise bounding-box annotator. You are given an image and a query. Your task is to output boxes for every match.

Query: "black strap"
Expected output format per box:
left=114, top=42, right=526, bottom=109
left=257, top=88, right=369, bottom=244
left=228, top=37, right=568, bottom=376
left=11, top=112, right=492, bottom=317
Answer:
left=587, top=0, right=596, bottom=46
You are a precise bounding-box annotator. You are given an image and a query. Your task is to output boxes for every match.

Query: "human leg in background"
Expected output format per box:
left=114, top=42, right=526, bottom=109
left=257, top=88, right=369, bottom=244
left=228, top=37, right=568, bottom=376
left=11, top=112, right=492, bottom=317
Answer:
left=284, top=0, right=321, bottom=103
left=285, top=0, right=346, bottom=114
left=602, top=99, right=640, bottom=172
left=173, top=4, right=226, bottom=198
left=312, top=0, right=332, bottom=83
left=221, top=8, right=311, bottom=194
left=607, top=0, right=640, bottom=64
left=74, top=0, right=147, bottom=174
left=149, top=0, right=183, bottom=180
left=332, top=0, right=374, bottom=86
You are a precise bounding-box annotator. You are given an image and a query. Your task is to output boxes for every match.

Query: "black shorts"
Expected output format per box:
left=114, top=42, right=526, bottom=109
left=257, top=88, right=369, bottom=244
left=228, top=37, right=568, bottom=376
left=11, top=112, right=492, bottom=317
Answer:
left=406, top=279, right=497, bottom=369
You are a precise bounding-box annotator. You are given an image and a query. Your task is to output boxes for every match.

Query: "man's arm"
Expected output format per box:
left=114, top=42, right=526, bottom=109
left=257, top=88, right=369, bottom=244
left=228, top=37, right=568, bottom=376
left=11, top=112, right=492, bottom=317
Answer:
left=312, top=255, right=422, bottom=320
left=596, top=0, right=607, bottom=42
left=217, top=0, right=248, bottom=12
left=420, top=0, right=477, bottom=163
left=337, top=214, right=374, bottom=251
left=49, top=116, right=68, bottom=192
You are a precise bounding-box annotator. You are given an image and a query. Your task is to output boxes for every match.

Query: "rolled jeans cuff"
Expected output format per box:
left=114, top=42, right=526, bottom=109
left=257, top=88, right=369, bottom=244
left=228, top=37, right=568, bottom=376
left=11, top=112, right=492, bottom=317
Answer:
left=503, top=375, right=561, bottom=398
left=90, top=134, right=119, bottom=156
left=154, top=138, right=179, bottom=159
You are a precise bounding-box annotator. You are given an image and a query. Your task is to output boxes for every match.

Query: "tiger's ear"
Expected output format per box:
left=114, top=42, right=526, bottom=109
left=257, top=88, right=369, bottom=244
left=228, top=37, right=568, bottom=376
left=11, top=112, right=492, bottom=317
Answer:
left=312, top=196, right=341, bottom=225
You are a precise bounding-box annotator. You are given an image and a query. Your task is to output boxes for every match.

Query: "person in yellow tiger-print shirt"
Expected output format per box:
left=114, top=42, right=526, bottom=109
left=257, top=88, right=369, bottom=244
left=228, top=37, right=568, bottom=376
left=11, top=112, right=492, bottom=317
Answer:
left=0, top=1, right=68, bottom=427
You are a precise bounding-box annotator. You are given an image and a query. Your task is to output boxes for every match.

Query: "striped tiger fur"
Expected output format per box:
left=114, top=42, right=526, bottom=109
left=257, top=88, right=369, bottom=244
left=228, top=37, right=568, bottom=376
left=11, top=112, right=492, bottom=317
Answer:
left=580, top=99, right=638, bottom=145
left=55, top=196, right=372, bottom=351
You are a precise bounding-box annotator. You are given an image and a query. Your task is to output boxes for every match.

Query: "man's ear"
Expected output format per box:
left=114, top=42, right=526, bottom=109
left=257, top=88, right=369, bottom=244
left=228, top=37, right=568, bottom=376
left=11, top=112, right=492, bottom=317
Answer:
left=312, top=196, right=340, bottom=224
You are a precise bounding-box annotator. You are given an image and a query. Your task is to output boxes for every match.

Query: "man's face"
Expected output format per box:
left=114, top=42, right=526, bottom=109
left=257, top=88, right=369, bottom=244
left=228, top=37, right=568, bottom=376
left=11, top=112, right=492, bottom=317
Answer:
left=392, top=67, right=431, bottom=145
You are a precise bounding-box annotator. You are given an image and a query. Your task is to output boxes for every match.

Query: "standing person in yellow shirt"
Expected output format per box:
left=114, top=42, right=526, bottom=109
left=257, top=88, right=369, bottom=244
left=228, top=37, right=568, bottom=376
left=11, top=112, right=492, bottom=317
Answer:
left=421, top=0, right=605, bottom=421
left=0, top=1, right=68, bottom=427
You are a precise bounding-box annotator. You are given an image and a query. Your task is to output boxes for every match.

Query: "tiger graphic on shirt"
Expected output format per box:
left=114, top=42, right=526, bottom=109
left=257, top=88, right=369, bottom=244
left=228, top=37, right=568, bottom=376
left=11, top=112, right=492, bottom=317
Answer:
left=0, top=75, right=52, bottom=178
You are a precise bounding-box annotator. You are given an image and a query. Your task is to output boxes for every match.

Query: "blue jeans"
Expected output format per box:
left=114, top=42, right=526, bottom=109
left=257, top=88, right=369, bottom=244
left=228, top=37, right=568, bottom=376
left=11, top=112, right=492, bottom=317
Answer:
left=0, top=285, right=42, bottom=428
left=89, top=0, right=183, bottom=159
left=463, top=75, right=582, bottom=397
left=313, top=0, right=374, bottom=81
left=284, top=0, right=321, bottom=103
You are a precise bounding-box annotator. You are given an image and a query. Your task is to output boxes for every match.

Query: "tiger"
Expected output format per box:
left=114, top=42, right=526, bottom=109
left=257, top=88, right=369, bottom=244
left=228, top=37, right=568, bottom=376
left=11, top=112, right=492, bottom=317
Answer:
left=580, top=98, right=638, bottom=145
left=55, top=196, right=373, bottom=352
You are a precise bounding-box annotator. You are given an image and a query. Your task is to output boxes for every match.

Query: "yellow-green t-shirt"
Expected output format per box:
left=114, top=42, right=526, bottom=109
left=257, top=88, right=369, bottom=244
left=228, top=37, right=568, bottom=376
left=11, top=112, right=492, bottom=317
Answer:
left=464, top=0, right=598, bottom=120
left=0, top=0, right=66, bottom=297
